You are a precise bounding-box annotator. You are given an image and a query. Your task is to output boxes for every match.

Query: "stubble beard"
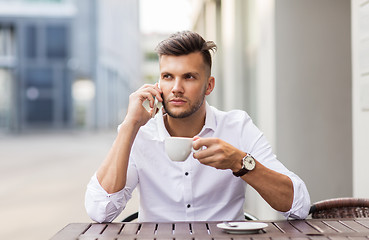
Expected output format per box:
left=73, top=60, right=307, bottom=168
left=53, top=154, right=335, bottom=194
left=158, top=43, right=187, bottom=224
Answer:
left=162, top=90, right=206, bottom=119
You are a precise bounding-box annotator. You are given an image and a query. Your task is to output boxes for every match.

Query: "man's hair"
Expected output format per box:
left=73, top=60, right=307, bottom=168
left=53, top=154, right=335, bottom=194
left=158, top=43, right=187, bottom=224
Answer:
left=155, top=31, right=217, bottom=70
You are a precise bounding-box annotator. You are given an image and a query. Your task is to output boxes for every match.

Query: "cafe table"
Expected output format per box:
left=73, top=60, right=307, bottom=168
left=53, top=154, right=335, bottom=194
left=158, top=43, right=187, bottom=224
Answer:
left=51, top=218, right=369, bottom=240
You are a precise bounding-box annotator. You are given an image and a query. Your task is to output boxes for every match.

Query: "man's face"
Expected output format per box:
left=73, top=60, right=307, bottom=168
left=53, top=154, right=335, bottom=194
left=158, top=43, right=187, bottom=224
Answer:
left=159, top=52, right=214, bottom=119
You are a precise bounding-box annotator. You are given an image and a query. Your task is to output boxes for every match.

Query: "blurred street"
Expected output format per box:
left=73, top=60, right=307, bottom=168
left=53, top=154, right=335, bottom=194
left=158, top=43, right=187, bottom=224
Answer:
left=0, top=130, right=138, bottom=240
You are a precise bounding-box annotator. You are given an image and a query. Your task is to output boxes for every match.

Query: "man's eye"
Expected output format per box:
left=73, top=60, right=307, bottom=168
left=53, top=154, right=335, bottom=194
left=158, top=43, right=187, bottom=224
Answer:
left=185, top=74, right=195, bottom=79
left=162, top=74, right=172, bottom=79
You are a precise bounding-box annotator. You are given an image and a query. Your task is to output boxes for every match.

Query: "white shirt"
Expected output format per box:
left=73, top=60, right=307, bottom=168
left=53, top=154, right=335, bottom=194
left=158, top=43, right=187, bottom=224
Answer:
left=85, top=103, right=310, bottom=223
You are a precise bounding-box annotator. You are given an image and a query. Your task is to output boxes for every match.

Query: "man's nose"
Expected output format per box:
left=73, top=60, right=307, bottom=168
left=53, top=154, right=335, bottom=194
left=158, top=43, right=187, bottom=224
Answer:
left=172, top=78, right=184, bottom=93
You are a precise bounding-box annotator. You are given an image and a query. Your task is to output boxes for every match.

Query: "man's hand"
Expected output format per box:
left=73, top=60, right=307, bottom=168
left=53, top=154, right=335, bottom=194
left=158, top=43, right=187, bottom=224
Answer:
left=193, top=137, right=294, bottom=213
left=192, top=137, right=245, bottom=172
left=97, top=83, right=162, bottom=194
left=125, top=83, right=162, bottom=127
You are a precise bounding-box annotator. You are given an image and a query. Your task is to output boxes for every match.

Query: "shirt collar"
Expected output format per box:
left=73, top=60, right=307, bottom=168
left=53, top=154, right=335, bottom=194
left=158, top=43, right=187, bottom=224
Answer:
left=156, top=108, right=170, bottom=141
left=202, top=101, right=217, bottom=134
left=155, top=101, right=217, bottom=141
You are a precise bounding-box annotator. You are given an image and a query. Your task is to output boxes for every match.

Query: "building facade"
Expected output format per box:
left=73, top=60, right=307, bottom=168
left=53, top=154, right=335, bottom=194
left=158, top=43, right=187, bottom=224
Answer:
left=352, top=0, right=369, bottom=198
left=0, top=0, right=141, bottom=132
left=191, top=0, right=352, bottom=219
left=94, top=0, right=141, bottom=129
left=0, top=0, right=75, bottom=132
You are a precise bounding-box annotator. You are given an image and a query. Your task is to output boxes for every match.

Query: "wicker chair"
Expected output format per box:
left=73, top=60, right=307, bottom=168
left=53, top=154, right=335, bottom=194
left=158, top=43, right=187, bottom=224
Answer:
left=309, top=198, right=369, bottom=219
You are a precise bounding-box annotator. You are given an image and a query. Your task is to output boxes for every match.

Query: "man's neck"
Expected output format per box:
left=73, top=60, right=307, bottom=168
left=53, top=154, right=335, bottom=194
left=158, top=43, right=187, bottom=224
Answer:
left=164, top=104, right=206, bottom=138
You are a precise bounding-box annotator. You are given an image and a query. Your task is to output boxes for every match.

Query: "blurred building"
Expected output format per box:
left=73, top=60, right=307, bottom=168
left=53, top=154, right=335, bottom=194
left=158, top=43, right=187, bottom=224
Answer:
left=352, top=0, right=369, bottom=201
left=0, top=0, right=141, bottom=133
left=141, top=33, right=169, bottom=84
left=191, top=0, right=353, bottom=219
left=94, top=0, right=141, bottom=129
left=0, top=0, right=75, bottom=132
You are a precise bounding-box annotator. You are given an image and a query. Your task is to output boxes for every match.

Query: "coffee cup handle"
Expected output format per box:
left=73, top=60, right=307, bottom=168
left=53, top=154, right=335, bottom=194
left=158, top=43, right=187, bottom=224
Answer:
left=191, top=147, right=202, bottom=153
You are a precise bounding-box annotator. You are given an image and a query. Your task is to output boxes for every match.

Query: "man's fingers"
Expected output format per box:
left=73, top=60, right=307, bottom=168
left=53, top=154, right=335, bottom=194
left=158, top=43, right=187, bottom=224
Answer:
left=139, top=85, right=162, bottom=103
left=192, top=138, right=236, bottom=170
left=195, top=153, right=223, bottom=168
left=193, top=137, right=219, bottom=150
left=193, top=136, right=201, bottom=141
left=138, top=92, right=155, bottom=107
left=192, top=144, right=215, bottom=159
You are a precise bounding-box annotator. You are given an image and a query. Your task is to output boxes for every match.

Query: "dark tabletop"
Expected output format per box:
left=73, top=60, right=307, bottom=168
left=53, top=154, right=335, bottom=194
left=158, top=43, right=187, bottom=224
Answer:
left=50, top=218, right=369, bottom=240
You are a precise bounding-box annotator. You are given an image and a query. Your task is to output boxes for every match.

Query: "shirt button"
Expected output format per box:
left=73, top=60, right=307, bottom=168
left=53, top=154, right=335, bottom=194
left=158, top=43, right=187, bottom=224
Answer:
left=185, top=172, right=189, bottom=176
left=187, top=204, right=191, bottom=208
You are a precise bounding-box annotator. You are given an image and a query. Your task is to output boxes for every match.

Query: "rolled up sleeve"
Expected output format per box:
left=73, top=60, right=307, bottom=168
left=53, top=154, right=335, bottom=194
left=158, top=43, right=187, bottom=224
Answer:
left=242, top=116, right=311, bottom=220
left=84, top=174, right=129, bottom=223
left=279, top=173, right=311, bottom=219
left=85, top=172, right=137, bottom=223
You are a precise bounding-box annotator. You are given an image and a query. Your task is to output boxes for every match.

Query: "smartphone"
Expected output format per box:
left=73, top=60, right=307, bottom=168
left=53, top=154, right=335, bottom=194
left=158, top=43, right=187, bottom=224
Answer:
left=151, top=81, right=161, bottom=118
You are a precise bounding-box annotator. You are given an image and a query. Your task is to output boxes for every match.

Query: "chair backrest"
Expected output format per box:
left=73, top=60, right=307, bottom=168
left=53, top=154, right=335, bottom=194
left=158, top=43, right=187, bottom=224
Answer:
left=122, top=212, right=139, bottom=222
left=309, top=198, right=369, bottom=219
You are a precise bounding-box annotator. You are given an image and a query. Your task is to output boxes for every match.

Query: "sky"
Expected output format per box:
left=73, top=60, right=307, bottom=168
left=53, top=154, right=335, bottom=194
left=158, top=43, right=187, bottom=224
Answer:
left=139, top=0, right=192, bottom=34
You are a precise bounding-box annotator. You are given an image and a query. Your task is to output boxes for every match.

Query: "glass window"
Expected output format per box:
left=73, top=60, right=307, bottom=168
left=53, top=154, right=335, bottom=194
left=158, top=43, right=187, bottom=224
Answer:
left=0, top=25, right=16, bottom=57
left=26, top=99, right=53, bottom=122
left=0, top=68, right=12, bottom=129
left=62, top=70, right=70, bottom=123
left=46, top=25, right=68, bottom=59
left=25, top=25, right=37, bottom=58
left=26, top=67, right=53, bottom=88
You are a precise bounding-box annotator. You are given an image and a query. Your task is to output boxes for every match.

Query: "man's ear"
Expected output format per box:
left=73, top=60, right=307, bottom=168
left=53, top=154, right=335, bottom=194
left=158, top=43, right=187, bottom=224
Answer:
left=205, top=76, right=215, bottom=96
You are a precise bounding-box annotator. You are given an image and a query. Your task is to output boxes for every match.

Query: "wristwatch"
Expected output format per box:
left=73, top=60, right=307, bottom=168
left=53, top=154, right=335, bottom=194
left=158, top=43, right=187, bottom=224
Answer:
left=233, top=153, right=256, bottom=177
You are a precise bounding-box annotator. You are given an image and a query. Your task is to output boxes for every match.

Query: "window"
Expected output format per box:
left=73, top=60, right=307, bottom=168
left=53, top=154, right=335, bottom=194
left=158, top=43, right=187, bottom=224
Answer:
left=46, top=25, right=68, bottom=59
left=25, top=25, right=37, bottom=59
left=0, top=25, right=16, bottom=58
left=26, top=67, right=53, bottom=88
left=0, top=68, right=12, bottom=128
left=26, top=99, right=53, bottom=122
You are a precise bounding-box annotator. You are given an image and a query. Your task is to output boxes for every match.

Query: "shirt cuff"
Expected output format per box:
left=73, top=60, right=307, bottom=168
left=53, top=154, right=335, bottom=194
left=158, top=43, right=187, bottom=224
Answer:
left=280, top=174, right=311, bottom=219
left=85, top=173, right=130, bottom=222
left=91, top=174, right=128, bottom=208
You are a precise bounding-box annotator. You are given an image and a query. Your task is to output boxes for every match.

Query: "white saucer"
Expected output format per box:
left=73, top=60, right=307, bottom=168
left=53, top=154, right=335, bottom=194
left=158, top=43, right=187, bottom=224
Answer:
left=217, top=222, right=268, bottom=234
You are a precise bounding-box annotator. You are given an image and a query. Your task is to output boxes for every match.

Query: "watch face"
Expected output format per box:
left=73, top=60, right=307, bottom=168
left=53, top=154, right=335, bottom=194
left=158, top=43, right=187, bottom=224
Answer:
left=243, top=155, right=256, bottom=171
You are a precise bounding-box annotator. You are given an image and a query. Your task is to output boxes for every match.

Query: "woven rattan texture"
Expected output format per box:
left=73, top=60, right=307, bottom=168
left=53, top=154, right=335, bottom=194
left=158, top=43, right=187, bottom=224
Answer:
left=312, top=206, right=369, bottom=218
left=311, top=198, right=369, bottom=219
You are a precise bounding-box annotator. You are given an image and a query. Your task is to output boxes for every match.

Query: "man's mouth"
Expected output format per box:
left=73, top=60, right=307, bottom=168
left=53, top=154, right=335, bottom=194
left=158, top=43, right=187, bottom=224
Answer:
left=169, top=98, right=187, bottom=105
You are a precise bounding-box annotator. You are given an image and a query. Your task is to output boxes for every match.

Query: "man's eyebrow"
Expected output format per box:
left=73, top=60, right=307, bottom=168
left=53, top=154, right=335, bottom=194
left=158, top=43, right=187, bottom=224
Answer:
left=160, top=72, right=201, bottom=77
left=183, top=72, right=200, bottom=77
left=160, top=72, right=172, bottom=76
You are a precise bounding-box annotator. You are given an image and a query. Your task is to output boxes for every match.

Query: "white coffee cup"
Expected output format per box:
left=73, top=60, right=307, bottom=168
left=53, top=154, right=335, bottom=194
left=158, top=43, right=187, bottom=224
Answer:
left=164, top=137, right=200, bottom=162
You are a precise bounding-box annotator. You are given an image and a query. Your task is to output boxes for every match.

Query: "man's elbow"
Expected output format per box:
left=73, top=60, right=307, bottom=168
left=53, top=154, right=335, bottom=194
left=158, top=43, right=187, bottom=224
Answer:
left=85, top=203, right=108, bottom=223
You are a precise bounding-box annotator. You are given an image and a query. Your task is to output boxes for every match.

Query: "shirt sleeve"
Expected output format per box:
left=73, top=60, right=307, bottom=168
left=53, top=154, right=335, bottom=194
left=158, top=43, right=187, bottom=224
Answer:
left=240, top=113, right=311, bottom=219
left=85, top=159, right=139, bottom=223
left=251, top=135, right=310, bottom=219
left=279, top=172, right=311, bottom=219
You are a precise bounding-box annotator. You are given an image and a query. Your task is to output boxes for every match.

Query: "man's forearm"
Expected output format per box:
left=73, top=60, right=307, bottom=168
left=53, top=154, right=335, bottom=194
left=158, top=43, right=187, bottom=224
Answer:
left=96, top=120, right=141, bottom=194
left=243, top=162, right=294, bottom=212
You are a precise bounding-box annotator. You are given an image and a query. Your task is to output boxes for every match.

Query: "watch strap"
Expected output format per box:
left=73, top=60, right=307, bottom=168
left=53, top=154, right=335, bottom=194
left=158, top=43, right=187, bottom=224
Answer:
left=232, top=167, right=249, bottom=177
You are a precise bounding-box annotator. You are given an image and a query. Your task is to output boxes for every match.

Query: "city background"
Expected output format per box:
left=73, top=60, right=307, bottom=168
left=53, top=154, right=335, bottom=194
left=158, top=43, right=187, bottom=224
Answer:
left=0, top=0, right=368, bottom=239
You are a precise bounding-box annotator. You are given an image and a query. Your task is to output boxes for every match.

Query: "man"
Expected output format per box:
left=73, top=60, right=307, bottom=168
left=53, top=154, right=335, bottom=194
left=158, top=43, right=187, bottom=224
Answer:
left=85, top=31, right=310, bottom=223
